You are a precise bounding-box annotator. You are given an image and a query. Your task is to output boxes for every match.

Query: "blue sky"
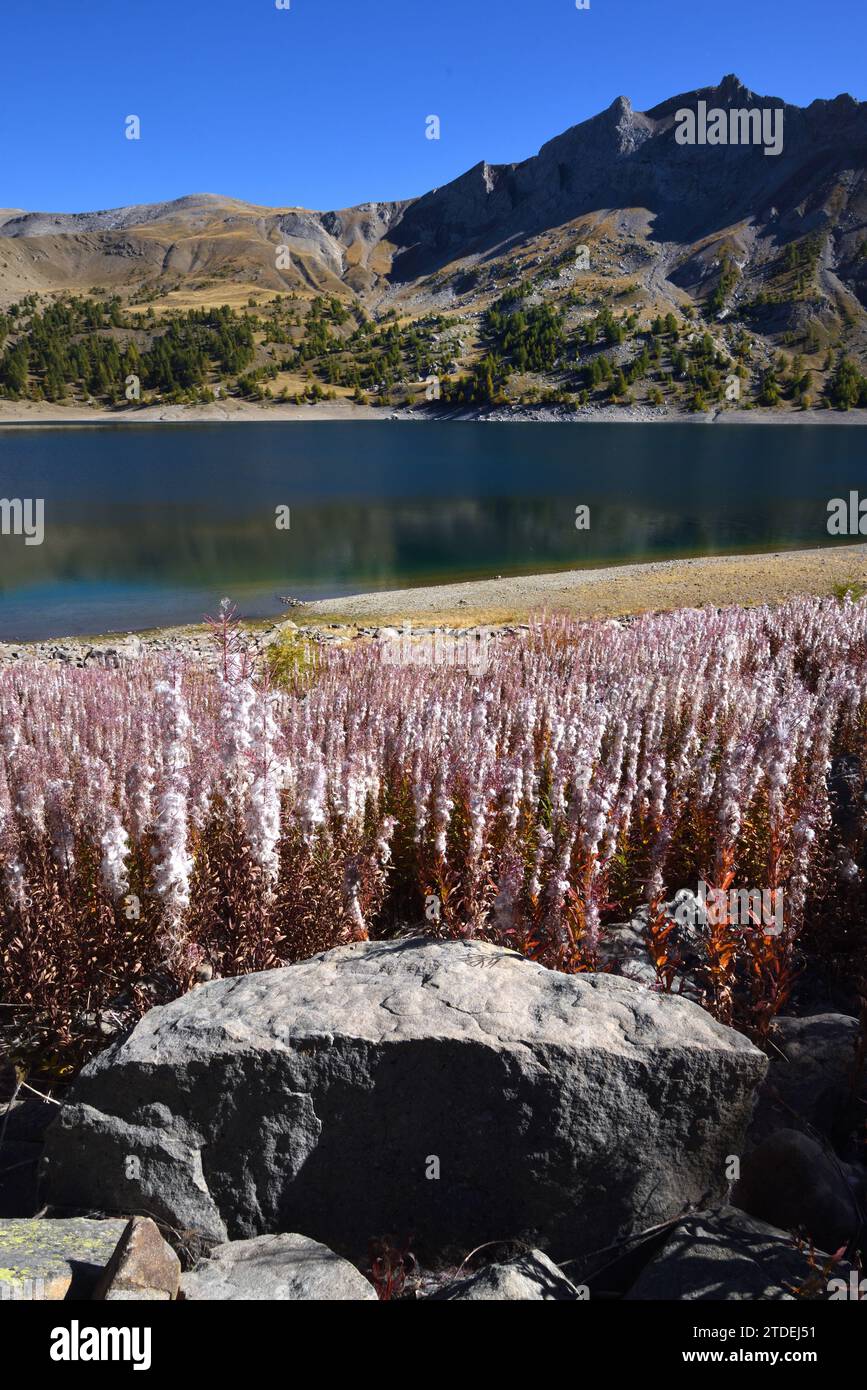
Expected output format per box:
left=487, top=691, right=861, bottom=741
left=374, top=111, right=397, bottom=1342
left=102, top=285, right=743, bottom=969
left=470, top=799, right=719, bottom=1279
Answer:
left=1, top=0, right=864, bottom=213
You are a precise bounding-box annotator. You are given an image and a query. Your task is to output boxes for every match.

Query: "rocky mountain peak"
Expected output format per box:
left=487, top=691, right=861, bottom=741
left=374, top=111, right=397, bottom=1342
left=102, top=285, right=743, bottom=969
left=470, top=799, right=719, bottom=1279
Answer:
left=715, top=73, right=754, bottom=103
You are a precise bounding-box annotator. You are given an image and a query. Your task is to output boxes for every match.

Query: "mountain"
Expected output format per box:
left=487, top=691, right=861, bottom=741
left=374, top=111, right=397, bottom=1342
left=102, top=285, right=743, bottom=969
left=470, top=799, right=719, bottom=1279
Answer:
left=0, top=194, right=409, bottom=304
left=3, top=76, right=867, bottom=310
left=2, top=76, right=867, bottom=413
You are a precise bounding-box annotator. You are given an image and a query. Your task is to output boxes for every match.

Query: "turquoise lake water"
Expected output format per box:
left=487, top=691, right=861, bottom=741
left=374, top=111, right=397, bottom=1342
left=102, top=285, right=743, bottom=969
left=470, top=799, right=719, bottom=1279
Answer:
left=0, top=421, right=865, bottom=639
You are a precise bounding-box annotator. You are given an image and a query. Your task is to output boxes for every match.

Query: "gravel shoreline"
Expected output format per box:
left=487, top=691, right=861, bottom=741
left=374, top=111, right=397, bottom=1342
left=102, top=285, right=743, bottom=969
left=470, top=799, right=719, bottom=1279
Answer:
left=1, top=400, right=866, bottom=427
left=1, top=544, right=865, bottom=660
left=296, top=543, right=867, bottom=626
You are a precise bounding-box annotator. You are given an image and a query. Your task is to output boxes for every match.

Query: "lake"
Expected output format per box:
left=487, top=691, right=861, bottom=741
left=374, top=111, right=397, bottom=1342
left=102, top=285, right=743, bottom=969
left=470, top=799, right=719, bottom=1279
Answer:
left=0, top=420, right=864, bottom=640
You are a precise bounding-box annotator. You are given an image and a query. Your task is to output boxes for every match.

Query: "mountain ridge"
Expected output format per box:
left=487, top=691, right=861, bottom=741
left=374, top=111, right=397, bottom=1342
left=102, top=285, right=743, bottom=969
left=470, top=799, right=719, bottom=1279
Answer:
left=2, top=76, right=867, bottom=415
left=3, top=74, right=866, bottom=299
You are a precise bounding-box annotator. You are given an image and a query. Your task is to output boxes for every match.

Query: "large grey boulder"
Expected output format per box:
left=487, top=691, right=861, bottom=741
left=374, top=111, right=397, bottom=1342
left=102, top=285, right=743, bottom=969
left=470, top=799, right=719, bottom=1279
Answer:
left=624, top=1205, right=853, bottom=1301
left=180, top=1234, right=377, bottom=1301
left=429, top=1249, right=583, bottom=1300
left=43, top=938, right=767, bottom=1263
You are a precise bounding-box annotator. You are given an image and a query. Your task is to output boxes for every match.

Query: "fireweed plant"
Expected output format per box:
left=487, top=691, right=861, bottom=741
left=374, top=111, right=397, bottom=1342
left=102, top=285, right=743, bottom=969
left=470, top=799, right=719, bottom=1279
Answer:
left=2, top=595, right=867, bottom=1072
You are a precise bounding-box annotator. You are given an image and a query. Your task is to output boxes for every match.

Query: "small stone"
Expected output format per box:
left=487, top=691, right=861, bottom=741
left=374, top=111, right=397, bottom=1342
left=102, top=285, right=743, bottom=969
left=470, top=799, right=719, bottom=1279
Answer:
left=93, top=1216, right=181, bottom=1301
left=429, top=1249, right=582, bottom=1300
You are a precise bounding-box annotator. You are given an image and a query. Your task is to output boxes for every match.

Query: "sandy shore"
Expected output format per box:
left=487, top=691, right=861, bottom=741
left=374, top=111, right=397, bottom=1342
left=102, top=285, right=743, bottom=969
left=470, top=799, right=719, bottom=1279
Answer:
left=297, top=544, right=867, bottom=626
left=0, top=399, right=865, bottom=427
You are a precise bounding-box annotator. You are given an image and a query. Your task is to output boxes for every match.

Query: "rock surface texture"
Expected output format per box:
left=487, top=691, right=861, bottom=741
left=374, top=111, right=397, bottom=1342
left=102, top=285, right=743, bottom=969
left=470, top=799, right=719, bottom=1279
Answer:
left=429, top=1249, right=582, bottom=1300
left=0, top=1217, right=127, bottom=1300
left=180, top=1233, right=377, bottom=1301
left=93, top=1216, right=181, bottom=1301
left=732, top=1129, right=863, bottom=1255
left=748, top=1013, right=865, bottom=1147
left=44, top=939, right=767, bottom=1263
left=624, top=1206, right=851, bottom=1301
